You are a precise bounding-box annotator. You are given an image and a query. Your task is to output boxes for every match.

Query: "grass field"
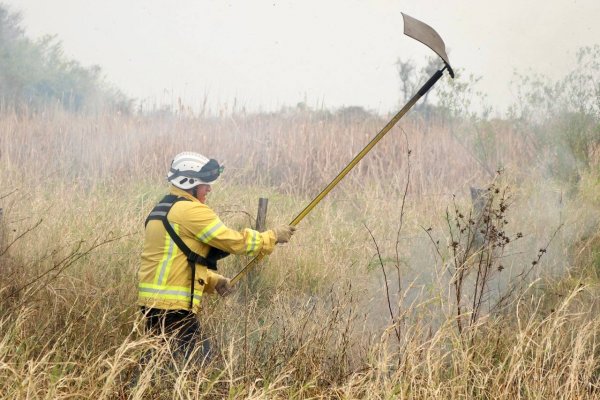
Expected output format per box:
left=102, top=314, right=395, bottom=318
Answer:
left=0, top=106, right=599, bottom=398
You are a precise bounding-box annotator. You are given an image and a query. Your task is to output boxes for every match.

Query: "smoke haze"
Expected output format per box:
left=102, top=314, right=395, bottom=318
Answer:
left=5, top=0, right=600, bottom=115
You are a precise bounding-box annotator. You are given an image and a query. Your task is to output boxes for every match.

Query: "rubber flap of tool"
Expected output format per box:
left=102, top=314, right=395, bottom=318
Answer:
left=402, top=13, right=454, bottom=78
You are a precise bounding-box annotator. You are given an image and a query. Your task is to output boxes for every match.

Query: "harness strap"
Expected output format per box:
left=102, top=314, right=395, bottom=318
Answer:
left=145, top=194, right=229, bottom=309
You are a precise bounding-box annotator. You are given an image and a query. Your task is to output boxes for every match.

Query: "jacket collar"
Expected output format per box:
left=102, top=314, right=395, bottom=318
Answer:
left=169, top=185, right=199, bottom=203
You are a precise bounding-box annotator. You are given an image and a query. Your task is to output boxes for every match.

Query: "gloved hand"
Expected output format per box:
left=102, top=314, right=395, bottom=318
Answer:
left=272, top=225, right=297, bottom=244
left=215, top=277, right=233, bottom=297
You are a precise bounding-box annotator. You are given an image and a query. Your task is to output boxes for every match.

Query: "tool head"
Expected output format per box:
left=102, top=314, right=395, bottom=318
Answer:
left=402, top=13, right=454, bottom=78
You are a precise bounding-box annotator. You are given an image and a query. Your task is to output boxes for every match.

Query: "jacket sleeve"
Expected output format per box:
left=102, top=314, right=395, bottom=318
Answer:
left=185, top=203, right=277, bottom=257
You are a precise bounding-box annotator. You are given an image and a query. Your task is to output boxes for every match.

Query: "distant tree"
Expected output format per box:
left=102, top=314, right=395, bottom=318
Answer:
left=396, top=58, right=416, bottom=103
left=507, top=45, right=600, bottom=184
left=0, top=5, right=130, bottom=113
left=336, top=105, right=374, bottom=122
left=395, top=55, right=445, bottom=117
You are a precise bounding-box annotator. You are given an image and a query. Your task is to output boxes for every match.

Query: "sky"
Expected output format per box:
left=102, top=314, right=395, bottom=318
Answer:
left=5, top=0, right=600, bottom=116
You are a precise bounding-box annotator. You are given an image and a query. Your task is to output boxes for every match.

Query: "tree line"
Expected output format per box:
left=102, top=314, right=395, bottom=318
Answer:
left=0, top=5, right=130, bottom=113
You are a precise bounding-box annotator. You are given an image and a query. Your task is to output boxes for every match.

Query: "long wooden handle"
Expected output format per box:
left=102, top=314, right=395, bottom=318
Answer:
left=230, top=68, right=447, bottom=286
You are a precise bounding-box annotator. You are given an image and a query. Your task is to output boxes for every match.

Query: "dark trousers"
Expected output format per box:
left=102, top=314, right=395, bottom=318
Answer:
left=140, top=307, right=211, bottom=364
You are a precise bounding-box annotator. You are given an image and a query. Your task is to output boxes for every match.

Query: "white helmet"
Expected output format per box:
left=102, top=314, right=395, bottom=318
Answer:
left=167, top=152, right=223, bottom=190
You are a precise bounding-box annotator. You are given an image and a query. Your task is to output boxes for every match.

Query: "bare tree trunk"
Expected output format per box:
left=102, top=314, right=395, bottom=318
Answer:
left=255, top=198, right=268, bottom=232
left=247, top=198, right=269, bottom=288
left=0, top=208, right=4, bottom=250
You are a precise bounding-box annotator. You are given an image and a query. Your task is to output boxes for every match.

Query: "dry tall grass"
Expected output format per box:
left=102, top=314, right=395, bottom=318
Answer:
left=0, top=107, right=598, bottom=398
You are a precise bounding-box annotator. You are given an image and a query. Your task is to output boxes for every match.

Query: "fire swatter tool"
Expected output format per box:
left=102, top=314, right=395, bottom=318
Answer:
left=231, top=13, right=455, bottom=286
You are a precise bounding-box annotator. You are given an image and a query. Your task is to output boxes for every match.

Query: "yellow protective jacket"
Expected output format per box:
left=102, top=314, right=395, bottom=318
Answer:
left=138, top=186, right=277, bottom=313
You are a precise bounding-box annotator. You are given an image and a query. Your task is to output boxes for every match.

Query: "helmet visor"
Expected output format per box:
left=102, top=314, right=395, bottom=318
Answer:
left=168, top=158, right=224, bottom=184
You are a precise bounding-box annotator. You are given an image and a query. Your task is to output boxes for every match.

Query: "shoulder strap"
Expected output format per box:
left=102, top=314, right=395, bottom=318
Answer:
left=145, top=195, right=180, bottom=227
left=146, top=195, right=219, bottom=269
left=145, top=194, right=225, bottom=309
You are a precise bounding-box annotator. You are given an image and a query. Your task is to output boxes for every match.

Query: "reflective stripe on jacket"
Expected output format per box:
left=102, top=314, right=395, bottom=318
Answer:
left=138, top=186, right=277, bottom=313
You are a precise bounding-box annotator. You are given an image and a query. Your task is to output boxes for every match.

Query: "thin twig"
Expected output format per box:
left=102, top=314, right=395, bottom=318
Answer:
left=0, top=218, right=43, bottom=257
left=494, top=223, right=564, bottom=311
left=364, top=223, right=400, bottom=342
left=420, top=225, right=444, bottom=261
left=395, top=128, right=412, bottom=295
left=9, top=234, right=128, bottom=299
left=0, top=188, right=18, bottom=200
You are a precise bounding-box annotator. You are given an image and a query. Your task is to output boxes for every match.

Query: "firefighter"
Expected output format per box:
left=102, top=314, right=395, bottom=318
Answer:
left=138, top=151, right=295, bottom=361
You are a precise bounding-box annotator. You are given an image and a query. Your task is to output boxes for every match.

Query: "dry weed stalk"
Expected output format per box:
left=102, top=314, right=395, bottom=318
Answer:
left=0, top=108, right=598, bottom=398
